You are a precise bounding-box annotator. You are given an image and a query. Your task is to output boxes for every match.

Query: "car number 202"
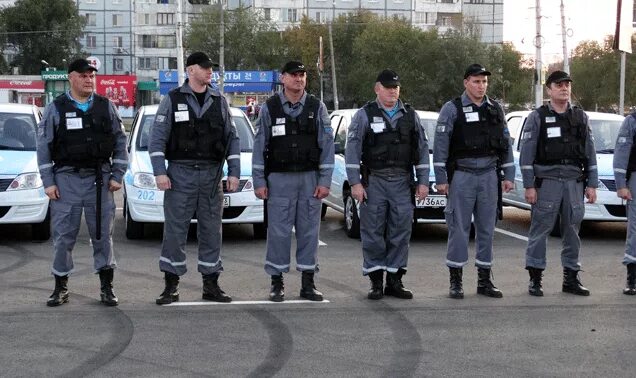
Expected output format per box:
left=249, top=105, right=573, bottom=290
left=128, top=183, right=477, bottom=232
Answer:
left=137, top=190, right=155, bottom=201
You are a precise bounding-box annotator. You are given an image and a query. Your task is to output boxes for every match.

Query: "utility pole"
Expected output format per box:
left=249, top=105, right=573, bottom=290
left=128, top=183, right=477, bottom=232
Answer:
left=219, top=0, right=225, bottom=94
left=534, top=0, right=543, bottom=108
left=329, top=0, right=339, bottom=110
left=560, top=0, right=570, bottom=73
left=176, top=0, right=185, bottom=86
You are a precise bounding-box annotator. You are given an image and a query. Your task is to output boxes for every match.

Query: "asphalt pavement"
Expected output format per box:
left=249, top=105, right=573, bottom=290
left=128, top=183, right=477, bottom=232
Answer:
left=0, top=192, right=634, bottom=377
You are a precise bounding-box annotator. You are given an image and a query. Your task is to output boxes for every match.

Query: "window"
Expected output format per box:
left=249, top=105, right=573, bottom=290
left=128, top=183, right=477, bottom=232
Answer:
left=315, top=11, right=326, bottom=23
left=85, top=13, right=96, bottom=26
left=467, top=0, right=485, bottom=3
left=157, top=13, right=174, bottom=25
left=140, top=35, right=176, bottom=48
left=284, top=8, right=298, bottom=22
left=437, top=15, right=451, bottom=26
left=168, top=57, right=177, bottom=69
left=113, top=36, right=123, bottom=48
left=112, top=0, right=122, bottom=4
left=138, top=13, right=150, bottom=25
left=437, top=0, right=456, bottom=3
left=138, top=57, right=157, bottom=70
left=113, top=58, right=124, bottom=71
left=112, top=14, right=123, bottom=26
left=263, top=8, right=271, bottom=20
left=426, top=12, right=435, bottom=24
left=86, top=35, right=97, bottom=48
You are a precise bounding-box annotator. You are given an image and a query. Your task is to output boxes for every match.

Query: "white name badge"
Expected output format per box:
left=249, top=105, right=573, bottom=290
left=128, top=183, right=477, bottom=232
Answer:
left=275, top=118, right=286, bottom=125
left=65, top=112, right=77, bottom=118
left=545, top=116, right=556, bottom=123
left=547, top=127, right=561, bottom=138
left=272, top=125, right=286, bottom=137
left=463, top=106, right=473, bottom=113
left=66, top=117, right=83, bottom=130
left=177, top=103, right=188, bottom=111
left=371, top=122, right=385, bottom=133
left=465, top=112, right=479, bottom=122
left=373, top=116, right=384, bottom=123
left=174, top=111, right=190, bottom=122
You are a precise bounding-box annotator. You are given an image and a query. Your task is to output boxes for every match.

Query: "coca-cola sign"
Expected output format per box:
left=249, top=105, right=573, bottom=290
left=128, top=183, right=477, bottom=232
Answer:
left=95, top=75, right=137, bottom=117
left=0, top=79, right=45, bottom=90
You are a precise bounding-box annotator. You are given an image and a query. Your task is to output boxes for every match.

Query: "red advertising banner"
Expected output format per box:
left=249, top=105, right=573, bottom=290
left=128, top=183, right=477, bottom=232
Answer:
left=0, top=79, right=45, bottom=91
left=95, top=75, right=137, bottom=117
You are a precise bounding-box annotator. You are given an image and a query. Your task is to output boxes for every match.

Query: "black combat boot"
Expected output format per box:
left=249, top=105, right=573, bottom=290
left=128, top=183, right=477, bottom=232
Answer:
left=623, top=263, right=636, bottom=295
left=47, top=275, right=69, bottom=307
left=156, top=271, right=180, bottom=305
left=300, top=271, right=324, bottom=301
left=98, top=268, right=119, bottom=306
left=367, top=270, right=384, bottom=300
left=527, top=267, right=544, bottom=297
left=385, top=269, right=413, bottom=299
left=449, top=267, right=464, bottom=299
left=562, top=268, right=590, bottom=296
left=202, top=272, right=232, bottom=302
left=477, top=268, right=503, bottom=298
left=269, top=274, right=284, bottom=302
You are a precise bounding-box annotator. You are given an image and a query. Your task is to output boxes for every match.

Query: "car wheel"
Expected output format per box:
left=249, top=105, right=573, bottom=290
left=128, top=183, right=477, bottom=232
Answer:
left=321, top=203, right=328, bottom=221
left=126, top=208, right=145, bottom=239
left=253, top=222, right=267, bottom=239
left=549, top=214, right=562, bottom=237
left=32, top=208, right=51, bottom=241
left=344, top=193, right=360, bottom=239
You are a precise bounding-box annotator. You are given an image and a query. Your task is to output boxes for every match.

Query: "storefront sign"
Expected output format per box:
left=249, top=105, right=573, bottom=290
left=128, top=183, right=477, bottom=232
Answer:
left=0, top=80, right=45, bottom=91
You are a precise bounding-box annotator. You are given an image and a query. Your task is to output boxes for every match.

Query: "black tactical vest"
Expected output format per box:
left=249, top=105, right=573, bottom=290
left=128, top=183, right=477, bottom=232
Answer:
left=626, top=113, right=636, bottom=172
left=534, top=105, right=587, bottom=166
left=265, top=94, right=321, bottom=172
left=449, top=98, right=508, bottom=160
left=51, top=94, right=114, bottom=168
left=361, top=102, right=418, bottom=170
left=165, top=88, right=226, bottom=161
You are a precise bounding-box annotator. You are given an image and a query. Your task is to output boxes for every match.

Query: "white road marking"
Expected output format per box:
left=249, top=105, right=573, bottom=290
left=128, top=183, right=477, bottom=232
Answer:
left=494, top=227, right=528, bottom=242
left=166, top=299, right=331, bottom=306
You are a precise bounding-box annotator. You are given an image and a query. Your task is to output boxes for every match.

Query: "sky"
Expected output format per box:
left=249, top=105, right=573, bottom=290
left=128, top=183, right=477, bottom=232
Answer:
left=503, top=0, right=619, bottom=63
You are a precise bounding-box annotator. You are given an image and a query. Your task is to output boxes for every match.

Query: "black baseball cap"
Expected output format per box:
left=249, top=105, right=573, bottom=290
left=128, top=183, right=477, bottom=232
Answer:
left=281, top=61, right=306, bottom=74
left=376, top=69, right=400, bottom=87
left=545, top=70, right=572, bottom=86
left=67, top=58, right=97, bottom=74
left=186, top=51, right=214, bottom=68
left=464, top=63, right=491, bottom=79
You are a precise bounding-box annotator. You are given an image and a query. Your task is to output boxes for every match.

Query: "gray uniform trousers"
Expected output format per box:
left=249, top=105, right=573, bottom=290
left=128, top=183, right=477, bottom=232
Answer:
left=525, top=178, right=585, bottom=270
left=623, top=175, right=636, bottom=265
left=361, top=174, right=414, bottom=275
left=445, top=169, right=498, bottom=268
left=51, top=171, right=116, bottom=276
left=159, top=162, right=224, bottom=276
left=265, top=171, right=322, bottom=275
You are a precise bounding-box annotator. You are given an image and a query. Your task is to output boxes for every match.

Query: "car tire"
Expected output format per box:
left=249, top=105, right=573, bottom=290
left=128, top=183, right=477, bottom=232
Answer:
left=32, top=208, right=51, bottom=241
left=321, top=203, right=328, bottom=221
left=549, top=215, right=562, bottom=237
left=344, top=193, right=360, bottom=239
left=126, top=208, right=145, bottom=239
left=253, top=222, right=267, bottom=239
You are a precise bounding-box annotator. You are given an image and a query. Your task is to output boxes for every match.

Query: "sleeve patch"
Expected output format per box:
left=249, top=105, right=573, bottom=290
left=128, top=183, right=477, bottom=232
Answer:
left=522, top=132, right=532, bottom=140
left=156, top=115, right=166, bottom=123
left=618, top=137, right=627, bottom=144
left=436, top=125, right=446, bottom=133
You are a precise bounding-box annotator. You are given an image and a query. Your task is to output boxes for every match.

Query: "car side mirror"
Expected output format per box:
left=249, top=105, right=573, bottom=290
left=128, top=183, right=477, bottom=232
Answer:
left=334, top=142, right=344, bottom=154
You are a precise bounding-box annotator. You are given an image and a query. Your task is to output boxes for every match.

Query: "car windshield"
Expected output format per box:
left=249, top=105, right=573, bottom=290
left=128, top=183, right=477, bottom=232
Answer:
left=136, top=112, right=255, bottom=152
left=420, top=116, right=437, bottom=150
left=0, top=113, right=37, bottom=151
left=591, top=118, right=622, bottom=153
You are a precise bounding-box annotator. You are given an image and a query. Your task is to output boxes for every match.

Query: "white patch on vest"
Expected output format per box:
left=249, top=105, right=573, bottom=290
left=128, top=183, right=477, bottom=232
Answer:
left=156, top=115, right=166, bottom=123
left=174, top=111, right=189, bottom=122
left=275, top=117, right=286, bottom=125
left=65, top=112, right=76, bottom=118
left=465, top=112, right=479, bottom=122
left=272, top=125, right=286, bottom=137
left=462, top=106, right=472, bottom=113
left=373, top=116, right=384, bottom=123
left=177, top=103, right=188, bottom=111
left=618, top=136, right=627, bottom=144
left=547, top=127, right=561, bottom=138
left=545, top=116, right=556, bottom=123
left=371, top=122, right=385, bottom=133
left=66, top=117, right=83, bottom=130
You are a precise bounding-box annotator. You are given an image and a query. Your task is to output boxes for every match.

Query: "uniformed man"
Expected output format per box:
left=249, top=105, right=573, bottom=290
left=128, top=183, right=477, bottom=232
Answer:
left=149, top=52, right=240, bottom=305
left=434, top=63, right=515, bottom=299
left=345, top=69, right=429, bottom=300
left=520, top=70, right=597, bottom=296
left=252, top=60, right=334, bottom=302
left=37, top=58, right=128, bottom=307
left=612, top=114, right=636, bottom=295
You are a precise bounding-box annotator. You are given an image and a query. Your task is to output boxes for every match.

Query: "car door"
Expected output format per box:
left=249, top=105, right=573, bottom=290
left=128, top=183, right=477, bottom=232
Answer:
left=504, top=113, right=530, bottom=207
left=324, top=113, right=347, bottom=211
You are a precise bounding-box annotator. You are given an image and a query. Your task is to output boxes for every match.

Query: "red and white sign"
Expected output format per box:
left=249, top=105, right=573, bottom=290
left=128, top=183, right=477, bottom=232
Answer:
left=95, top=75, right=137, bottom=117
left=0, top=79, right=45, bottom=91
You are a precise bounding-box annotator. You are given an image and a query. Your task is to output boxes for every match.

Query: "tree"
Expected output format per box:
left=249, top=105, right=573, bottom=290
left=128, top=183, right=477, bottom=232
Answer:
left=0, top=0, right=85, bottom=74
left=570, top=39, right=619, bottom=111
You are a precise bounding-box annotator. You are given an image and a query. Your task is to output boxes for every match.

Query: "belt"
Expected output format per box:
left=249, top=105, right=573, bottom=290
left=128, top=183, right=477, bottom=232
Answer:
left=455, top=166, right=495, bottom=175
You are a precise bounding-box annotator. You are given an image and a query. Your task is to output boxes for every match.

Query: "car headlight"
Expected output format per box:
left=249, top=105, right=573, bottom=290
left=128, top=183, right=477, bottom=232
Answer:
left=7, top=173, right=43, bottom=191
left=133, top=172, right=157, bottom=189
left=596, top=180, right=609, bottom=191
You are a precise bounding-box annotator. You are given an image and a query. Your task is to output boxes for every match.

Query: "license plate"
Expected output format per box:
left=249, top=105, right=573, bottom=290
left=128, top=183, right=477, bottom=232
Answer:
left=223, top=195, right=230, bottom=208
left=416, top=195, right=446, bottom=208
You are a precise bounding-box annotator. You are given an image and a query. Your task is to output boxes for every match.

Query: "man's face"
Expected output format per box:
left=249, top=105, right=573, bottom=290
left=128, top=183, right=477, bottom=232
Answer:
left=69, top=71, right=96, bottom=97
left=463, top=75, right=488, bottom=102
left=188, top=64, right=213, bottom=86
left=547, top=81, right=571, bottom=102
left=374, top=83, right=400, bottom=108
left=281, top=71, right=307, bottom=93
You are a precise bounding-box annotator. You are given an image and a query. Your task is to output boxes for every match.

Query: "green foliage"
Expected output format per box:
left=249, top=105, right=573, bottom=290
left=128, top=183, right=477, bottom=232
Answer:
left=0, top=0, right=85, bottom=74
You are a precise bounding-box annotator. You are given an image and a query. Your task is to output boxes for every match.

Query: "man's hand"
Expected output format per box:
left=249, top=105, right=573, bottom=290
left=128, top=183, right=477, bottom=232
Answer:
left=351, top=183, right=367, bottom=203
left=255, top=187, right=268, bottom=200
left=226, top=176, right=239, bottom=192
left=45, top=185, right=59, bottom=200
left=436, top=183, right=448, bottom=195
left=502, top=180, right=514, bottom=193
left=108, top=180, right=122, bottom=192
left=314, top=186, right=330, bottom=200
left=155, top=175, right=171, bottom=191
left=585, top=187, right=597, bottom=204
left=525, top=188, right=537, bottom=205
left=415, top=185, right=429, bottom=201
left=617, top=187, right=632, bottom=201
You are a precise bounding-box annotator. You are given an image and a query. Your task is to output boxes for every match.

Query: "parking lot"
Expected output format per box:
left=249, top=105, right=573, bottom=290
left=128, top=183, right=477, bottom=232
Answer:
left=1, top=191, right=635, bottom=377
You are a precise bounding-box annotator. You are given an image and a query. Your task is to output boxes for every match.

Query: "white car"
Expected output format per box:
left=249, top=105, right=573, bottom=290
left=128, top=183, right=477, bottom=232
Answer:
left=123, top=105, right=265, bottom=239
left=0, top=103, right=49, bottom=240
left=503, top=110, right=626, bottom=234
left=324, top=108, right=446, bottom=238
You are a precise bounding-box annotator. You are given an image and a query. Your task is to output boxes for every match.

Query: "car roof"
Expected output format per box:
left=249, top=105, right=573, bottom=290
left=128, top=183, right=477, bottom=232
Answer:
left=331, top=108, right=439, bottom=118
left=137, top=104, right=246, bottom=117
left=507, top=110, right=624, bottom=121
left=0, top=103, right=39, bottom=114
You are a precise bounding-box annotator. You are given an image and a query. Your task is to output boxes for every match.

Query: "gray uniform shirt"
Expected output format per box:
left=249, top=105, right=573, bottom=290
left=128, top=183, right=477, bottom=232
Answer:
left=433, top=92, right=515, bottom=185
left=613, top=114, right=636, bottom=189
left=519, top=102, right=598, bottom=189
left=148, top=80, right=240, bottom=178
left=252, top=90, right=334, bottom=189
left=345, top=99, right=430, bottom=186
left=36, top=92, right=128, bottom=188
